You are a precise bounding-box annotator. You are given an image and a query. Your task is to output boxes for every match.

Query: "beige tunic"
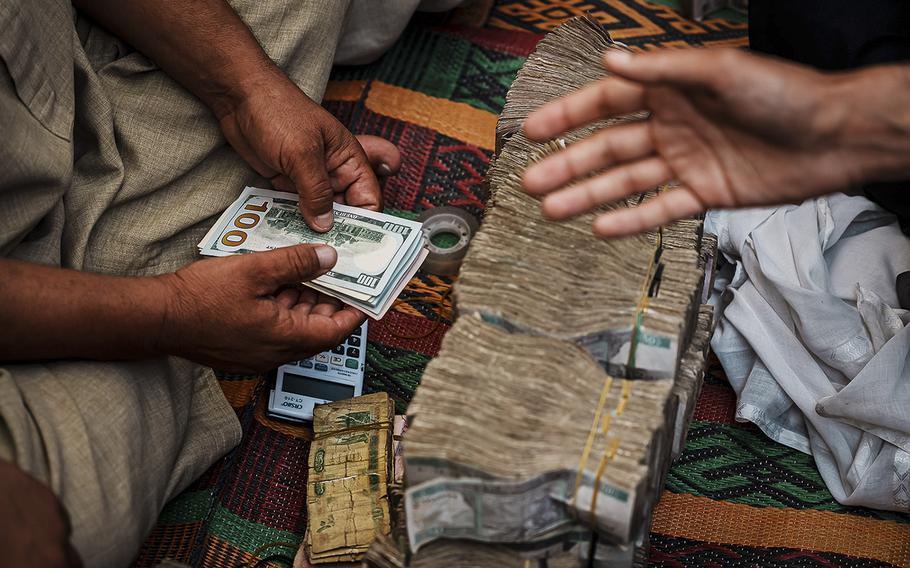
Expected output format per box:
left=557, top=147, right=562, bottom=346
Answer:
left=0, top=0, right=351, bottom=565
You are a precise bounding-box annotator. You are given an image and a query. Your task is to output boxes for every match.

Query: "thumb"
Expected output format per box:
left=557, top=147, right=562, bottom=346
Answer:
left=249, top=245, right=337, bottom=292
left=289, top=149, right=336, bottom=233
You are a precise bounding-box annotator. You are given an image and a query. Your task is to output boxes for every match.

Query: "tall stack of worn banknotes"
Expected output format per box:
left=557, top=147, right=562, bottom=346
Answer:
left=363, top=16, right=717, bottom=567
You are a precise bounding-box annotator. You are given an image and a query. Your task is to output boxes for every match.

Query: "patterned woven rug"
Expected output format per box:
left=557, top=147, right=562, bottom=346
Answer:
left=135, top=2, right=910, bottom=567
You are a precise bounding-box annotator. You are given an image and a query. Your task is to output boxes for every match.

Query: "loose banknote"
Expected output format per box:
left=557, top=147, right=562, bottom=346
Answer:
left=198, top=187, right=427, bottom=319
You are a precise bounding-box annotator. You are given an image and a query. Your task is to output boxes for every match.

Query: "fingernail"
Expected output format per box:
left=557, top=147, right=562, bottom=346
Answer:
left=316, top=211, right=334, bottom=230
left=522, top=167, right=541, bottom=192
left=377, top=163, right=393, bottom=177
left=593, top=216, right=615, bottom=238
left=314, top=245, right=337, bottom=269
left=540, top=196, right=561, bottom=220
left=605, top=51, right=633, bottom=65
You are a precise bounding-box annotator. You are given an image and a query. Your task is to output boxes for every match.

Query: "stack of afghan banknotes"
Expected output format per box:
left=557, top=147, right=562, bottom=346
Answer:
left=364, top=16, right=716, bottom=567
left=305, top=392, right=396, bottom=564
left=298, top=392, right=409, bottom=565
left=198, top=187, right=428, bottom=319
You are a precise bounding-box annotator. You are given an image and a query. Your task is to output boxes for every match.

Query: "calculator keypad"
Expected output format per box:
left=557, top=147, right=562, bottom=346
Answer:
left=269, top=321, right=367, bottom=423
left=283, top=322, right=367, bottom=378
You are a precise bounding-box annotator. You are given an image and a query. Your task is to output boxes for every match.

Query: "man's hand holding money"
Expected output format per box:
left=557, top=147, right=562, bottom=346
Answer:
left=0, top=244, right=364, bottom=372
left=158, top=244, right=365, bottom=373
left=214, top=70, right=386, bottom=232
left=0, top=0, right=399, bottom=370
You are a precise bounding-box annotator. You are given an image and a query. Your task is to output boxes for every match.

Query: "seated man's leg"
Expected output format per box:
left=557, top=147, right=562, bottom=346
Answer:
left=0, top=4, right=252, bottom=565
left=0, top=360, right=240, bottom=567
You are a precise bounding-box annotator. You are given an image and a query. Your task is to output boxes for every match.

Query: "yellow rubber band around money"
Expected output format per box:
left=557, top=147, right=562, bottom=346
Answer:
left=573, top=375, right=634, bottom=514
left=589, top=436, right=623, bottom=516
left=312, top=421, right=393, bottom=440
left=573, top=187, right=665, bottom=517
left=571, top=374, right=614, bottom=507
left=627, top=189, right=665, bottom=375
left=587, top=378, right=632, bottom=517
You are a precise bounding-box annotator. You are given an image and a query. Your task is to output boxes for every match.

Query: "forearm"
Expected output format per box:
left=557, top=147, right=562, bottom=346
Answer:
left=72, top=0, right=283, bottom=118
left=0, top=259, right=169, bottom=362
left=826, top=64, right=910, bottom=185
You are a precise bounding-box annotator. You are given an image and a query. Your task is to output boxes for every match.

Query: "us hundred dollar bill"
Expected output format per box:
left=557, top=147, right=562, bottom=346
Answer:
left=198, top=186, right=423, bottom=297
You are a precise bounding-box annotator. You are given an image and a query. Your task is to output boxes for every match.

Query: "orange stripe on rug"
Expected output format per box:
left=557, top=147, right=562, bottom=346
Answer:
left=219, top=378, right=260, bottom=409
left=323, top=80, right=367, bottom=102
left=651, top=492, right=910, bottom=566
left=365, top=82, right=497, bottom=150
left=701, top=37, right=750, bottom=48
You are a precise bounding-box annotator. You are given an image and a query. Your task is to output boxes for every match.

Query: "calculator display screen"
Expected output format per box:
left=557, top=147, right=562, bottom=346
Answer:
left=282, top=372, right=355, bottom=401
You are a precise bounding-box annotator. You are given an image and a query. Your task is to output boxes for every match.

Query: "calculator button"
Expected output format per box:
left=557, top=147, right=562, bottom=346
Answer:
left=331, top=355, right=344, bottom=366
left=346, top=347, right=360, bottom=358
left=350, top=326, right=362, bottom=337
left=315, top=363, right=329, bottom=372
left=348, top=336, right=361, bottom=347
left=331, top=344, right=345, bottom=355
left=345, top=358, right=359, bottom=369
left=316, top=353, right=329, bottom=363
left=302, top=360, right=314, bottom=369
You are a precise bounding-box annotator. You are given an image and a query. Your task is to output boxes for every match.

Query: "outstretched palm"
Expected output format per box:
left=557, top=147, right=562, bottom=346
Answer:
left=522, top=48, right=861, bottom=237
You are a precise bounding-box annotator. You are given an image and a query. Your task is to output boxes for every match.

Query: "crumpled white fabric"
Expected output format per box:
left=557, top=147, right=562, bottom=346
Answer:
left=706, top=193, right=910, bottom=511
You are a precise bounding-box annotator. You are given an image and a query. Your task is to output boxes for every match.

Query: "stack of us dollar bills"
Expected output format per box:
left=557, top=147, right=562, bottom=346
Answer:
left=198, top=186, right=428, bottom=319
left=363, top=16, right=715, bottom=568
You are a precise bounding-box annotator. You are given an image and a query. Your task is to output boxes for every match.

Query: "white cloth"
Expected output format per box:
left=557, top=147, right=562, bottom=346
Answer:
left=335, top=0, right=466, bottom=65
left=707, top=194, right=910, bottom=511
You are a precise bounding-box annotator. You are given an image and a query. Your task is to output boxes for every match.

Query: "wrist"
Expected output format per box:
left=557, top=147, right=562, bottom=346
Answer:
left=149, top=272, right=187, bottom=358
left=825, top=65, right=910, bottom=185
left=200, top=55, right=287, bottom=121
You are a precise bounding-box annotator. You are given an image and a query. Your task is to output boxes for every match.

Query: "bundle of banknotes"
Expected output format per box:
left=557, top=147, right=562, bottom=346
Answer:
left=496, top=15, right=642, bottom=153
left=295, top=400, right=409, bottom=567
left=361, top=16, right=715, bottom=568
left=304, top=392, right=395, bottom=564
left=198, top=186, right=428, bottom=319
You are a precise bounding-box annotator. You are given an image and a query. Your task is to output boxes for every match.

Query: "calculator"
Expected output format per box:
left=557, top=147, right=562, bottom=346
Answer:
left=267, top=321, right=367, bottom=423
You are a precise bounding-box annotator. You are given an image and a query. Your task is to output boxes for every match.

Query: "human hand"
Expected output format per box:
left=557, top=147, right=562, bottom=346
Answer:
left=0, top=460, right=82, bottom=568
left=217, top=71, right=382, bottom=232
left=156, top=245, right=365, bottom=373
left=523, top=48, right=867, bottom=237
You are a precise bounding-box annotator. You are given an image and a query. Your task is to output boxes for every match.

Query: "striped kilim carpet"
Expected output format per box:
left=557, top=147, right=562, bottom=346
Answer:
left=135, top=2, right=910, bottom=567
